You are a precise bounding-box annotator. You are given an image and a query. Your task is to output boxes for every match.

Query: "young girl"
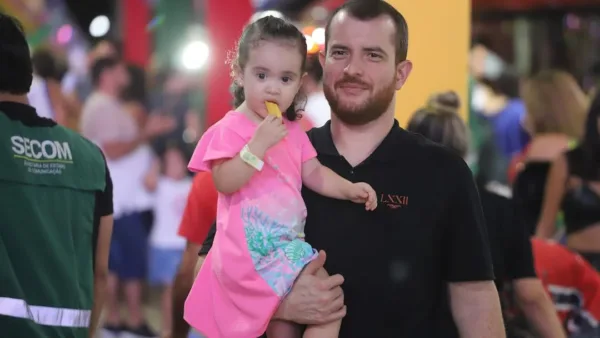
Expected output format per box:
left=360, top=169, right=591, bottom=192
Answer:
left=184, top=16, right=377, bottom=338
left=144, top=144, right=193, bottom=337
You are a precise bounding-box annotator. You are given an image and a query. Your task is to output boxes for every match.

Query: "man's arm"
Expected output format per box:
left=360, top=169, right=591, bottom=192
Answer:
left=172, top=242, right=202, bottom=338
left=443, top=157, right=504, bottom=337
left=172, top=174, right=218, bottom=338
left=89, top=158, right=114, bottom=338
left=449, top=281, right=504, bottom=338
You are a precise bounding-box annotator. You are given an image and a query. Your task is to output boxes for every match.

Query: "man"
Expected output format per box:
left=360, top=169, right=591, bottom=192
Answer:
left=171, top=172, right=217, bottom=338
left=81, top=57, right=172, bottom=338
left=0, top=14, right=113, bottom=338
left=195, top=1, right=504, bottom=337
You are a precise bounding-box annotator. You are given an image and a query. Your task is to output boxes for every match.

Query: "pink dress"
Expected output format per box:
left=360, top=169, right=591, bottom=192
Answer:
left=184, top=111, right=318, bottom=338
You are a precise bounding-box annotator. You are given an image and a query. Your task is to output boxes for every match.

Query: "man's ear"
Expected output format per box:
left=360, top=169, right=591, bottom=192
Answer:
left=395, top=60, right=413, bottom=91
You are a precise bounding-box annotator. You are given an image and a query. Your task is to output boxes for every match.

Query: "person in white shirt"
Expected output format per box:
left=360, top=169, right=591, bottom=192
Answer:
left=80, top=56, right=174, bottom=338
left=144, top=143, right=193, bottom=337
left=302, top=54, right=331, bottom=127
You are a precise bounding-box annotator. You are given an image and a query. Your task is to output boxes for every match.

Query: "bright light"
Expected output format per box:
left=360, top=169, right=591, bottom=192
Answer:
left=89, top=15, right=110, bottom=37
left=181, top=41, right=209, bottom=71
left=312, top=27, right=325, bottom=45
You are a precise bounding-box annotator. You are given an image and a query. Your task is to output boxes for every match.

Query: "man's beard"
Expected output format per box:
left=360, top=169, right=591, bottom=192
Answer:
left=324, top=76, right=396, bottom=126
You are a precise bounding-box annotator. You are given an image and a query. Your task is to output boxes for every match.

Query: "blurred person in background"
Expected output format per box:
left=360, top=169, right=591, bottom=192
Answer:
left=511, top=70, right=588, bottom=236
left=535, top=92, right=600, bottom=271
left=149, top=70, right=198, bottom=158
left=121, top=63, right=155, bottom=235
left=0, top=14, right=113, bottom=338
left=28, top=47, right=67, bottom=125
left=144, top=143, right=192, bottom=337
left=472, top=71, right=530, bottom=187
left=302, top=54, right=330, bottom=128
left=531, top=238, right=600, bottom=337
left=171, top=171, right=218, bottom=338
left=407, top=91, right=564, bottom=338
left=80, top=56, right=174, bottom=338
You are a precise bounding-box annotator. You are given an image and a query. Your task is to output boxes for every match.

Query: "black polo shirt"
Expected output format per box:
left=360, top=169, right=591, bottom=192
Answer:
left=200, top=120, right=494, bottom=337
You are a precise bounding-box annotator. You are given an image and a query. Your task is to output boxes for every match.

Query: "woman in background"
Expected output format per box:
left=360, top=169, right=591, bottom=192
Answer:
left=536, top=93, right=600, bottom=270
left=511, top=70, right=588, bottom=236
left=407, top=91, right=564, bottom=338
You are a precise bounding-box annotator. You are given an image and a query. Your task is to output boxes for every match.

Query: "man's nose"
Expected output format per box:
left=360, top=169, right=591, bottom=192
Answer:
left=344, top=56, right=364, bottom=77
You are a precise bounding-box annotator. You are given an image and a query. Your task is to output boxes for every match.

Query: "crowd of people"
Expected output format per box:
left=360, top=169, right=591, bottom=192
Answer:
left=2, top=0, right=600, bottom=338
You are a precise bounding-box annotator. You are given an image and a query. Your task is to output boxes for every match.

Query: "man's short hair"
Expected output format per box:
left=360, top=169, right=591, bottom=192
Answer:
left=325, top=0, right=409, bottom=63
left=0, top=14, right=33, bottom=95
left=91, top=57, right=120, bottom=87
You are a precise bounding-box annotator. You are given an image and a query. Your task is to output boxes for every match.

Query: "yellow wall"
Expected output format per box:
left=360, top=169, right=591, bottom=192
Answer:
left=386, top=0, right=471, bottom=126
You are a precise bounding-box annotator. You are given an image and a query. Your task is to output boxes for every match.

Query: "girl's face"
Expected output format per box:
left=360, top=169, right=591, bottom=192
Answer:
left=164, top=148, right=187, bottom=180
left=236, top=40, right=305, bottom=118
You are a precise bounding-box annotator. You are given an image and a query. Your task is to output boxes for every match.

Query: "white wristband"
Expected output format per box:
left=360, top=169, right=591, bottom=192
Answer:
left=240, top=144, right=264, bottom=171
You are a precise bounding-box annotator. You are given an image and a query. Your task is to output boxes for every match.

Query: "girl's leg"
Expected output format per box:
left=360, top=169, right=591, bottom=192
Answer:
left=302, top=267, right=342, bottom=338
left=267, top=319, right=302, bottom=338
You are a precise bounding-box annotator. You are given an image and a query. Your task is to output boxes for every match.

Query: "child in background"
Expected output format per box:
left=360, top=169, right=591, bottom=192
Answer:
left=184, top=16, right=377, bottom=338
left=145, top=143, right=193, bottom=337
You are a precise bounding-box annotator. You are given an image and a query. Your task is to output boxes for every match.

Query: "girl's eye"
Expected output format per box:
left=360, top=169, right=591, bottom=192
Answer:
left=257, top=73, right=266, bottom=80
left=282, top=77, right=291, bottom=83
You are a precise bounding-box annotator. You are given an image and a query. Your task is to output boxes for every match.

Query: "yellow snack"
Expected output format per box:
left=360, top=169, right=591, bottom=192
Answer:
left=265, top=101, right=282, bottom=118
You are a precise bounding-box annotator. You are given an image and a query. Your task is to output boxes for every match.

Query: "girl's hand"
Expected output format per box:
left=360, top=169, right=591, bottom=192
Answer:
left=347, top=182, right=378, bottom=210
left=248, top=115, right=287, bottom=156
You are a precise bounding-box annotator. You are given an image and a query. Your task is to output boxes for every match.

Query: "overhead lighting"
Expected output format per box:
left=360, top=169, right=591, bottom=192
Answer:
left=181, top=41, right=210, bottom=71
left=89, top=15, right=110, bottom=38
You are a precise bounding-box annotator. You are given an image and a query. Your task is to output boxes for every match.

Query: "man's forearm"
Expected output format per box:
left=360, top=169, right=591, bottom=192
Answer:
left=172, top=269, right=194, bottom=338
left=88, top=276, right=107, bottom=338
left=449, top=281, right=505, bottom=338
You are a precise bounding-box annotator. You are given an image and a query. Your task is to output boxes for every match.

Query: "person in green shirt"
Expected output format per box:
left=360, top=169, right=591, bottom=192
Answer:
left=0, top=14, right=113, bottom=338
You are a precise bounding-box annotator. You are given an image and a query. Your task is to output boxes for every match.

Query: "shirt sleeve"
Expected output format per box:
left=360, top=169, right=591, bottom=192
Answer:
left=177, top=172, right=218, bottom=245
left=188, top=121, right=247, bottom=173
left=289, top=121, right=317, bottom=163
left=505, top=198, right=536, bottom=280
left=198, top=222, right=217, bottom=256
left=96, top=153, right=114, bottom=217
left=442, top=156, right=495, bottom=282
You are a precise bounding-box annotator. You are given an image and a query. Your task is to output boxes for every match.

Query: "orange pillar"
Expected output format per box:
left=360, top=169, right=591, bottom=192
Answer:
left=386, top=0, right=471, bottom=125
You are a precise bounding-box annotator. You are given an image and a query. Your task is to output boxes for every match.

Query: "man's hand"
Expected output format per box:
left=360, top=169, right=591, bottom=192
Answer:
left=274, top=251, right=346, bottom=325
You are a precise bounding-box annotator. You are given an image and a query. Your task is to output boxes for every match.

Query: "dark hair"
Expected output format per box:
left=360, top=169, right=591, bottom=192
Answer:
left=305, top=54, right=323, bottom=83
left=407, top=91, right=469, bottom=157
left=31, top=47, right=58, bottom=80
left=0, top=14, right=33, bottom=95
left=122, top=64, right=147, bottom=104
left=325, top=0, right=409, bottom=64
left=479, top=71, right=520, bottom=99
left=577, top=94, right=600, bottom=178
left=91, top=57, right=120, bottom=87
left=230, top=16, right=307, bottom=121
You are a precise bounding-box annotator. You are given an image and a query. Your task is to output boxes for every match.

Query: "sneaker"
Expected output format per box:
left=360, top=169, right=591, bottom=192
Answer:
left=120, top=323, right=158, bottom=338
left=99, top=324, right=124, bottom=338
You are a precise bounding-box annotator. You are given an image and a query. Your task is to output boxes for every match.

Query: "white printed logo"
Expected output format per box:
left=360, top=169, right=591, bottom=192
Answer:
left=11, top=136, right=73, bottom=175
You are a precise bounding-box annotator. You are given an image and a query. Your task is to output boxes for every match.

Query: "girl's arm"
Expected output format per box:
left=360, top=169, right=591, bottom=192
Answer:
left=301, top=158, right=352, bottom=200
left=212, top=141, right=267, bottom=194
